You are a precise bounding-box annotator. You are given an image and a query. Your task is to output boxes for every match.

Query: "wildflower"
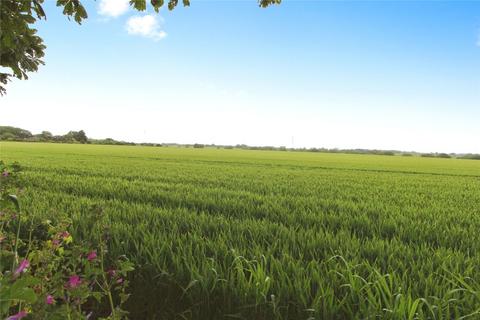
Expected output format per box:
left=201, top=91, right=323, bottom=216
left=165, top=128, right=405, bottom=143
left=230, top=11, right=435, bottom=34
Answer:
left=67, top=275, right=82, bottom=288
left=46, top=295, right=55, bottom=305
left=13, top=260, right=30, bottom=278
left=52, top=239, right=60, bottom=246
left=2, top=171, right=9, bottom=177
left=87, top=250, right=97, bottom=261
left=64, top=235, right=73, bottom=244
left=60, top=231, right=70, bottom=238
left=7, top=311, right=28, bottom=320
left=107, top=269, right=116, bottom=277
left=60, top=231, right=73, bottom=244
left=116, top=278, right=124, bottom=284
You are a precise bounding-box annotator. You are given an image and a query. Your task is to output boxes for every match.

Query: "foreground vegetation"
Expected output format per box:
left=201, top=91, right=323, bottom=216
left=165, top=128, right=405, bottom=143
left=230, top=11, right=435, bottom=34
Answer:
left=1, top=142, right=480, bottom=319
left=0, top=162, right=134, bottom=319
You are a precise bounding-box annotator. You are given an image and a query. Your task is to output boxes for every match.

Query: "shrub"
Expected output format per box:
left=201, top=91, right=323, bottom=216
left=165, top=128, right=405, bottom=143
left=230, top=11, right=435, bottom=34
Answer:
left=0, top=161, right=134, bottom=319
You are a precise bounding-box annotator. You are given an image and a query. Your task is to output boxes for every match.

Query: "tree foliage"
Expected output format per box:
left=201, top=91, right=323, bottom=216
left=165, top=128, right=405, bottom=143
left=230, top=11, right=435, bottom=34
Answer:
left=0, top=126, right=90, bottom=144
left=0, top=0, right=280, bottom=95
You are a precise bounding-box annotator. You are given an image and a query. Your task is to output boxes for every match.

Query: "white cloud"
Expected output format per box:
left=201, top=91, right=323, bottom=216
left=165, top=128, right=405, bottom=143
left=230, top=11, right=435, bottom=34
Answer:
left=126, top=15, right=167, bottom=41
left=98, top=0, right=130, bottom=18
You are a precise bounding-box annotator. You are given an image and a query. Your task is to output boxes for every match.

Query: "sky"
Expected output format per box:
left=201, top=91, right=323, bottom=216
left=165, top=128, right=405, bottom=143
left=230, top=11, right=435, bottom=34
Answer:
left=1, top=0, right=479, bottom=153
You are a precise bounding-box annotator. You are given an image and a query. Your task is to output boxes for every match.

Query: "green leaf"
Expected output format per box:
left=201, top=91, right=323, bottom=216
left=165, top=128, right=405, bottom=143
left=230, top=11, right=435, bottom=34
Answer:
left=130, top=0, right=147, bottom=11
left=12, top=287, right=38, bottom=303
left=10, top=276, right=41, bottom=292
left=20, top=14, right=36, bottom=24
left=7, top=194, right=20, bottom=211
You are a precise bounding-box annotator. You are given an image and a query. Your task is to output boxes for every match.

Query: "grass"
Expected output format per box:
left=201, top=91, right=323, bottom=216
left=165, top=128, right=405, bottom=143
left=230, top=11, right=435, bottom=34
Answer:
left=1, top=141, right=480, bottom=319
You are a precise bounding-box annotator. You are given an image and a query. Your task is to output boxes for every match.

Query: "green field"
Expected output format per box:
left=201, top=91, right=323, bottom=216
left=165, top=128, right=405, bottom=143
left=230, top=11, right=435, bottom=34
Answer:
left=1, top=142, right=480, bottom=319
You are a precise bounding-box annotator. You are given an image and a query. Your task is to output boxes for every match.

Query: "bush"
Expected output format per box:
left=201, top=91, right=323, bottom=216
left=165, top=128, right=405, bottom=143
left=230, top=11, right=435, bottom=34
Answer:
left=0, top=161, right=134, bottom=319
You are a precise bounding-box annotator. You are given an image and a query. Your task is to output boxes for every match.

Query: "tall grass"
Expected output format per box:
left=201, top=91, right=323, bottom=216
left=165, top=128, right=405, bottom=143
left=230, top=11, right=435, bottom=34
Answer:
left=1, top=142, right=480, bottom=319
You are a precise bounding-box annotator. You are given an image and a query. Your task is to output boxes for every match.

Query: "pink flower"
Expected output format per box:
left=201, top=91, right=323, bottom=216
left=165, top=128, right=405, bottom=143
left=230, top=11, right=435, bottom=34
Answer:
left=2, top=171, right=9, bottom=177
left=7, top=311, right=28, bottom=320
left=116, top=278, right=124, bottom=284
left=67, top=275, right=82, bottom=288
left=60, top=231, right=70, bottom=239
left=107, top=269, right=116, bottom=277
left=46, top=294, right=55, bottom=305
left=87, top=250, right=97, bottom=261
left=13, top=260, right=29, bottom=278
left=52, top=239, right=60, bottom=246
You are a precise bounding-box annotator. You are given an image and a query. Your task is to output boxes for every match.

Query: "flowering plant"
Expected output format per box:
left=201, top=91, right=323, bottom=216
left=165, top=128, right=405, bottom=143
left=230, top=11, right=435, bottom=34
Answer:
left=0, top=161, right=134, bottom=319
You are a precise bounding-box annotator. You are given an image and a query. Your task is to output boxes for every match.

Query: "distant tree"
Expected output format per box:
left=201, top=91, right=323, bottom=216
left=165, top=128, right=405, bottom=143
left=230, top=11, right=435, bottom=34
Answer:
left=62, top=132, right=75, bottom=142
left=63, top=130, right=88, bottom=143
left=51, top=135, right=65, bottom=142
left=193, top=143, right=205, bottom=148
left=380, top=151, right=395, bottom=156
left=39, top=131, right=53, bottom=141
left=75, top=130, right=88, bottom=144
left=437, top=153, right=452, bottom=159
left=0, top=0, right=280, bottom=95
left=0, top=132, right=16, bottom=141
left=0, top=126, right=33, bottom=140
left=420, top=153, right=435, bottom=158
left=458, top=154, right=480, bottom=160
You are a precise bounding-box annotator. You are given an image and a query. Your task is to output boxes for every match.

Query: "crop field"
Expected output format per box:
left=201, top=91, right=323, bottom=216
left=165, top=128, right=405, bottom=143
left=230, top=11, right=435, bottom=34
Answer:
left=1, top=141, right=480, bottom=319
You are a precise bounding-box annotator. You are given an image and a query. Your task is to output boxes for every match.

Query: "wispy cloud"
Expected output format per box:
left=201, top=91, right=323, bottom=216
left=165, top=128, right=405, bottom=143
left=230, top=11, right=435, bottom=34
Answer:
left=126, top=15, right=167, bottom=41
left=98, top=0, right=130, bottom=18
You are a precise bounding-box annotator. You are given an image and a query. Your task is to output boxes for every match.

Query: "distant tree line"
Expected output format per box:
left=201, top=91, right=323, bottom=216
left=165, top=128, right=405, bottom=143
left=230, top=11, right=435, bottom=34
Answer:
left=457, top=154, right=480, bottom=160
left=171, top=144, right=479, bottom=160
left=0, top=126, right=134, bottom=145
left=1, top=126, right=479, bottom=160
left=0, top=126, right=88, bottom=144
left=420, top=153, right=452, bottom=159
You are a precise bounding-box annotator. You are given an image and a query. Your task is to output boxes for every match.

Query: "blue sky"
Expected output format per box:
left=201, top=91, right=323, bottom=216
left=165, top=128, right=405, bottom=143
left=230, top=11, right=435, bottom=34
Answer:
left=1, top=0, right=479, bottom=153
